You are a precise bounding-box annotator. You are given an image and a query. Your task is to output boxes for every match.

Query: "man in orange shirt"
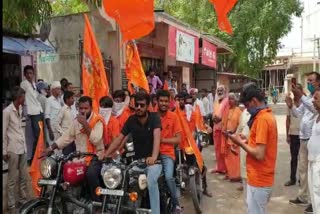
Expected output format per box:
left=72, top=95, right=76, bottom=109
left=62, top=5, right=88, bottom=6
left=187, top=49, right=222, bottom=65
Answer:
left=177, top=93, right=213, bottom=197
left=99, top=96, right=120, bottom=146
left=228, top=83, right=278, bottom=214
left=157, top=90, right=182, bottom=213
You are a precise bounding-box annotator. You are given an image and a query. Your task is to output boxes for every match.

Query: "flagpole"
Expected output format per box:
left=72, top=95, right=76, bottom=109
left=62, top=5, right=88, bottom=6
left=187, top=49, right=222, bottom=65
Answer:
left=79, top=34, right=83, bottom=90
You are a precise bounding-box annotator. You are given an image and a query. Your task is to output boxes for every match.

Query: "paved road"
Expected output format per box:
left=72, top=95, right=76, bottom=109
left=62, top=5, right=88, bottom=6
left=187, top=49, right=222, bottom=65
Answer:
left=2, top=103, right=306, bottom=214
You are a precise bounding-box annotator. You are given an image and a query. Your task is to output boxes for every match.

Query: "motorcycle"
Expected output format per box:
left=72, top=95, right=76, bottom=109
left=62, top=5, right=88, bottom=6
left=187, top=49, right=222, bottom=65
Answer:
left=96, top=143, right=173, bottom=214
left=19, top=151, right=98, bottom=214
left=176, top=148, right=203, bottom=214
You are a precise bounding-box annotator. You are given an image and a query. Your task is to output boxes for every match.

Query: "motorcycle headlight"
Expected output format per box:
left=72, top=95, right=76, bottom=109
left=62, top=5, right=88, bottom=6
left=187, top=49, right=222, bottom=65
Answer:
left=40, top=157, right=57, bottom=178
left=102, top=165, right=122, bottom=189
left=126, top=142, right=134, bottom=152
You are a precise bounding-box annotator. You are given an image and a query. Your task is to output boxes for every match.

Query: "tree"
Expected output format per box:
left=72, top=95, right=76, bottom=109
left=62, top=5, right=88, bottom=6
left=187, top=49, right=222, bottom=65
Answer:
left=157, top=0, right=303, bottom=76
left=51, top=0, right=89, bottom=16
left=3, top=0, right=52, bottom=35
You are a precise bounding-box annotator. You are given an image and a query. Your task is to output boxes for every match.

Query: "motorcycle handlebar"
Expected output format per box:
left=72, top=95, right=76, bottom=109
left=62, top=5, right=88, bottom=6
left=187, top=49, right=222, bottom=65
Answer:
left=65, top=151, right=96, bottom=161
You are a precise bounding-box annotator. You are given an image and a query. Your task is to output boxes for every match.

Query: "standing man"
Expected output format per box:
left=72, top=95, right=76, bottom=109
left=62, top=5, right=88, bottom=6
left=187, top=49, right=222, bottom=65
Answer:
left=200, top=88, right=211, bottom=119
left=3, top=87, right=28, bottom=214
left=45, top=81, right=64, bottom=145
left=55, top=91, right=76, bottom=155
left=210, top=85, right=228, bottom=174
left=43, top=96, right=105, bottom=204
left=308, top=88, right=320, bottom=214
left=147, top=69, right=163, bottom=94
left=20, top=65, right=43, bottom=165
left=228, top=83, right=278, bottom=214
left=284, top=84, right=303, bottom=187
left=287, top=72, right=320, bottom=214
left=157, top=90, right=182, bottom=213
left=208, top=86, right=216, bottom=115
left=105, top=92, right=162, bottom=214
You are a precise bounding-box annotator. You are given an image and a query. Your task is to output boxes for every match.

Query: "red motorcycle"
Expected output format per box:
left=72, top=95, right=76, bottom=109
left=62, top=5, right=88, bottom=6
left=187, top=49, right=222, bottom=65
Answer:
left=19, top=151, right=97, bottom=214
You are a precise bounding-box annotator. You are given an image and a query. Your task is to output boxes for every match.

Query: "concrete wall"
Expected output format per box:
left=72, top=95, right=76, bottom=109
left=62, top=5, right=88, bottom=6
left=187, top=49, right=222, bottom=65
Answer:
left=37, top=12, right=120, bottom=89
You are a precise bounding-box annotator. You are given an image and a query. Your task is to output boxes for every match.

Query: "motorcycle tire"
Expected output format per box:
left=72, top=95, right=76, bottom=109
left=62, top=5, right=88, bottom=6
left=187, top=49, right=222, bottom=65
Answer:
left=20, top=203, right=62, bottom=214
left=189, top=174, right=203, bottom=214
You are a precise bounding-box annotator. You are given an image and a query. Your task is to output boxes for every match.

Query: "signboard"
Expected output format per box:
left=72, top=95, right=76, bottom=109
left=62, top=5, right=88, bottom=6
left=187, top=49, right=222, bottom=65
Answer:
left=37, top=52, right=58, bottom=64
left=176, top=31, right=195, bottom=64
left=202, top=40, right=217, bottom=68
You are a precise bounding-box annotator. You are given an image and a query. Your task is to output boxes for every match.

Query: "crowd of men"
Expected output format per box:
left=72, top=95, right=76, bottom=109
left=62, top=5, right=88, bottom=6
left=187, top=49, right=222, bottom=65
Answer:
left=3, top=64, right=320, bottom=214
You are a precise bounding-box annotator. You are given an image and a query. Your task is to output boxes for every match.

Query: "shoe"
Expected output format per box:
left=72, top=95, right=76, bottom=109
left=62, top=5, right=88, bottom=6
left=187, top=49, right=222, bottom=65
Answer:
left=289, top=198, right=308, bottom=206
left=237, top=186, right=244, bottom=191
left=304, top=204, right=313, bottom=214
left=173, top=206, right=182, bottom=214
left=203, top=189, right=213, bottom=198
left=284, top=180, right=296, bottom=186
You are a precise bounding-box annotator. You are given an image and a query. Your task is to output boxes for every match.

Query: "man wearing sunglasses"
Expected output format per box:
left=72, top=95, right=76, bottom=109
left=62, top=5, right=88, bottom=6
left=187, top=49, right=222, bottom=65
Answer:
left=105, top=92, right=162, bottom=214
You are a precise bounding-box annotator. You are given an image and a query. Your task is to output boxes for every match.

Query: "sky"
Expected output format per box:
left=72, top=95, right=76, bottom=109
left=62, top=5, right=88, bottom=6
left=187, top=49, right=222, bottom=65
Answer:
left=279, top=0, right=320, bottom=56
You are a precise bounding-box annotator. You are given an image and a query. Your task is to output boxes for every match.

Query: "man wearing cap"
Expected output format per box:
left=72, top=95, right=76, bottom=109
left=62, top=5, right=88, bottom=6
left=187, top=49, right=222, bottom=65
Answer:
left=45, top=81, right=64, bottom=145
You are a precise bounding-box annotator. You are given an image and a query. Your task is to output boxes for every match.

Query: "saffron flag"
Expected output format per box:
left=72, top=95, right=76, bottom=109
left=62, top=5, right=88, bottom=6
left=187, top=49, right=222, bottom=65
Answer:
left=125, top=41, right=149, bottom=94
left=209, top=0, right=238, bottom=34
left=82, top=14, right=109, bottom=112
left=175, top=107, right=204, bottom=172
left=29, top=121, right=45, bottom=196
left=194, top=105, right=207, bottom=132
left=103, top=0, right=155, bottom=42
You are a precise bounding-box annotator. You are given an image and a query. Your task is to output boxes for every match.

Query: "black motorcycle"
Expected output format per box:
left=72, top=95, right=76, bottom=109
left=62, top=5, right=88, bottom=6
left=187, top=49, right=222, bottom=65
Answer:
left=176, top=148, right=203, bottom=214
left=19, top=151, right=98, bottom=214
left=97, top=145, right=173, bottom=214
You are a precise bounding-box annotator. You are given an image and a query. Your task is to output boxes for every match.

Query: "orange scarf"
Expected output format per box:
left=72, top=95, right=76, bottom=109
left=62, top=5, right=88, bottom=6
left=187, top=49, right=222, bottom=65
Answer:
left=80, top=112, right=105, bottom=165
left=175, top=107, right=204, bottom=172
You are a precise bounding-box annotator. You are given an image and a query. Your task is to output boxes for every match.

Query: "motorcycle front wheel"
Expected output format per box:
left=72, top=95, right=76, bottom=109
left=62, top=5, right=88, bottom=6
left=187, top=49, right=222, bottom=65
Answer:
left=20, top=203, right=63, bottom=214
left=189, top=173, right=203, bottom=214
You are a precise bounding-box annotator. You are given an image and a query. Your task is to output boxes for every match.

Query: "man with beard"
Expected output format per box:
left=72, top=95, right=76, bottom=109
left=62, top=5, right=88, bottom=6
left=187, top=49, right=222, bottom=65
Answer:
left=105, top=92, right=162, bottom=214
left=176, top=93, right=212, bottom=197
left=43, top=96, right=105, bottom=203
left=112, top=90, right=130, bottom=130
left=157, top=90, right=182, bottom=213
left=99, top=96, right=120, bottom=146
left=210, top=85, right=228, bottom=174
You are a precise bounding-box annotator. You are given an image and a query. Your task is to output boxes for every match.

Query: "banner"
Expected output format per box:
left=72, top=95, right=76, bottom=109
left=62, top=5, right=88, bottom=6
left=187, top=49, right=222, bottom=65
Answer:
left=202, top=40, right=217, bottom=68
left=176, top=31, right=195, bottom=64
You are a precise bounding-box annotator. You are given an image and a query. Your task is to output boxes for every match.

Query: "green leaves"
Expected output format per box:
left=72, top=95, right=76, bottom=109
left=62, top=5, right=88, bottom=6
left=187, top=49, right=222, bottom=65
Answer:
left=158, top=0, right=302, bottom=77
left=51, top=0, right=89, bottom=16
left=3, top=0, right=52, bottom=35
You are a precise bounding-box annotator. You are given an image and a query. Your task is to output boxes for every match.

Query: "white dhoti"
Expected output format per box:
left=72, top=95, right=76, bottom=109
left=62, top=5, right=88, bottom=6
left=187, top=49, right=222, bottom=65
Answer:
left=308, top=156, right=320, bottom=214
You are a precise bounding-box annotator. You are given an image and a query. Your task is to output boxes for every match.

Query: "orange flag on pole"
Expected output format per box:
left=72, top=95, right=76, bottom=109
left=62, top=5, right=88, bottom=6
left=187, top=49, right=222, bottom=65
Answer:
left=175, top=107, right=204, bottom=172
left=125, top=41, right=149, bottom=94
left=209, top=0, right=238, bottom=34
left=82, top=14, right=109, bottom=112
left=29, top=121, right=45, bottom=196
left=103, top=0, right=155, bottom=42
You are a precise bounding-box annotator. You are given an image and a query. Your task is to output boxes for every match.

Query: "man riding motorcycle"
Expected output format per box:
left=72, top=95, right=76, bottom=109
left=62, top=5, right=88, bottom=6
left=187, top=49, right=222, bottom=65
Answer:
left=43, top=96, right=105, bottom=203
left=156, top=89, right=183, bottom=213
left=104, top=92, right=162, bottom=214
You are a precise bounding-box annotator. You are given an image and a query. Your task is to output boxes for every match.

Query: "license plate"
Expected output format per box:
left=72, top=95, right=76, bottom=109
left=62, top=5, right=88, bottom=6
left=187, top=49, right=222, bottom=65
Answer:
left=126, top=152, right=135, bottom=157
left=38, top=179, right=57, bottom=186
left=99, top=188, right=124, bottom=196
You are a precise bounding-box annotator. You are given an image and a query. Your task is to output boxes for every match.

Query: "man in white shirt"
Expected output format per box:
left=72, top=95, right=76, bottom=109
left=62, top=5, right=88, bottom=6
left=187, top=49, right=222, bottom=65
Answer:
left=45, top=81, right=64, bottom=145
left=287, top=72, right=320, bottom=214
left=190, top=88, right=206, bottom=117
left=20, top=65, right=43, bottom=165
left=207, top=86, right=216, bottom=115
left=3, top=87, right=27, bottom=213
left=307, top=88, right=320, bottom=214
left=200, top=89, right=211, bottom=118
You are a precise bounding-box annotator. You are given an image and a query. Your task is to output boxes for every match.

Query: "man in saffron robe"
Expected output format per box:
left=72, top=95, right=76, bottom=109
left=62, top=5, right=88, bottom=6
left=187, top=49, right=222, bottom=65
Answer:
left=221, top=93, right=242, bottom=181
left=210, top=85, right=228, bottom=174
